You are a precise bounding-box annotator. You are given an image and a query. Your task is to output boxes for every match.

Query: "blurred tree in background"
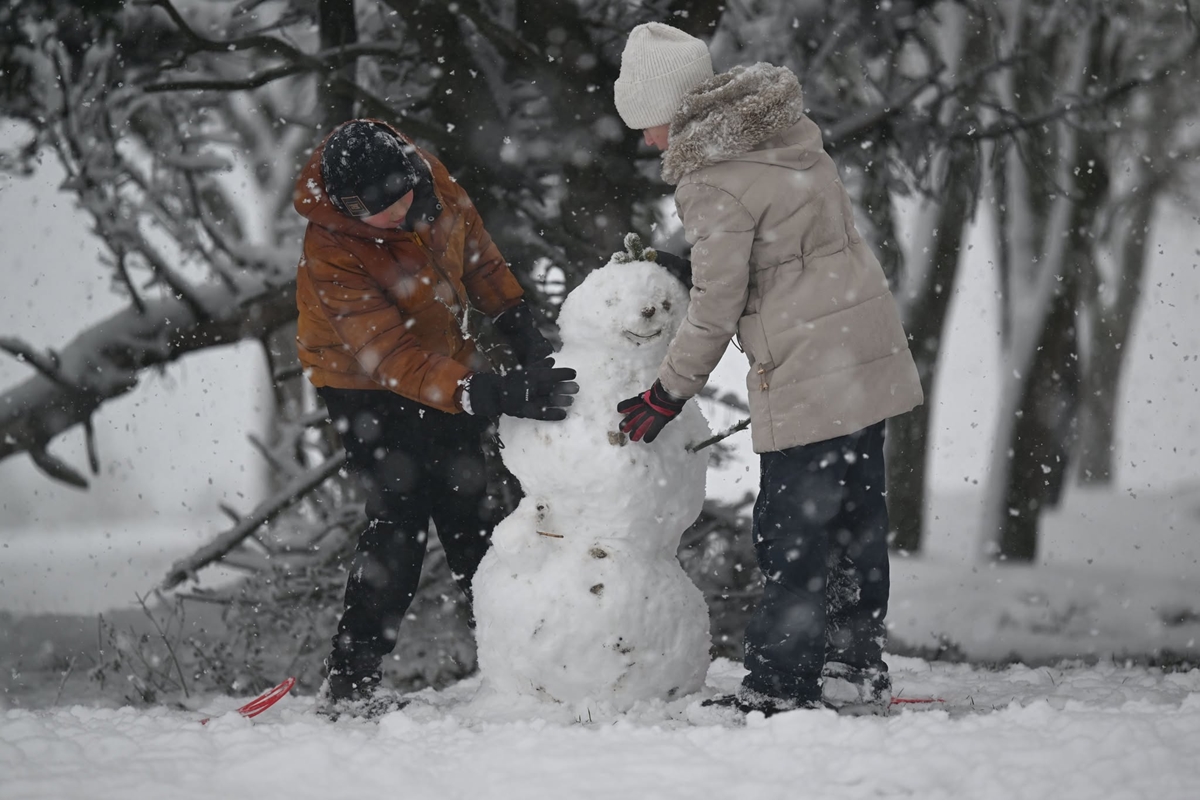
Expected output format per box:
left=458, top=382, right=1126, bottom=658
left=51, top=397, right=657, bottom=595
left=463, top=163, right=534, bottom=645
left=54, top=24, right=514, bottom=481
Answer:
left=0, top=0, right=1196, bottom=696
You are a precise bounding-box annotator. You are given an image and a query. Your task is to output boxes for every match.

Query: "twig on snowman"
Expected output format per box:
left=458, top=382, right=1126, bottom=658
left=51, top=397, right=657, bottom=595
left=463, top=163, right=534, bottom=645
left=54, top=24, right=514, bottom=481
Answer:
left=685, top=416, right=751, bottom=453
left=537, top=530, right=564, bottom=539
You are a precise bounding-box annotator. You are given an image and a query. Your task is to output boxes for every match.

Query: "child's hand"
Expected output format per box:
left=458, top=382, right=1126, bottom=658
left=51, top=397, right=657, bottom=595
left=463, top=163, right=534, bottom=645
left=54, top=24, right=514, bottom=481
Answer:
left=616, top=380, right=685, bottom=443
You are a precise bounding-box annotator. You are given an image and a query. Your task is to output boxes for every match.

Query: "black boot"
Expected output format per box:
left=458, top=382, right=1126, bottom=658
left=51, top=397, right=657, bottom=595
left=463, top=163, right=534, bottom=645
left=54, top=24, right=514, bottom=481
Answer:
left=324, top=661, right=381, bottom=704
left=317, top=662, right=407, bottom=721
left=702, top=689, right=825, bottom=718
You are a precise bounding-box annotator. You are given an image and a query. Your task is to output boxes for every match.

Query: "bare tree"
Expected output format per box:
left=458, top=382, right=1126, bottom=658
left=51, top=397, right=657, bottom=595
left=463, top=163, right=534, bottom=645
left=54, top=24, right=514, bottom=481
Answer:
left=1076, top=39, right=1200, bottom=484
left=981, top=0, right=1198, bottom=561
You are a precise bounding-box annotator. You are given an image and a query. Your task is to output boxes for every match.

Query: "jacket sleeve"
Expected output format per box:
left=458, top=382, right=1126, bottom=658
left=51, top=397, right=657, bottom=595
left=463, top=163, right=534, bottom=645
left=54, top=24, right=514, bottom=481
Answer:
left=305, top=246, right=470, bottom=413
left=450, top=182, right=525, bottom=318
left=658, top=182, right=756, bottom=399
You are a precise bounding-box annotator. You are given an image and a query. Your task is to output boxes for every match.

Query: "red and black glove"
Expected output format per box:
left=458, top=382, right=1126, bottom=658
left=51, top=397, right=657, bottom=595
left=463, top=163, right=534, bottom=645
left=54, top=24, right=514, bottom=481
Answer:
left=616, top=380, right=686, bottom=443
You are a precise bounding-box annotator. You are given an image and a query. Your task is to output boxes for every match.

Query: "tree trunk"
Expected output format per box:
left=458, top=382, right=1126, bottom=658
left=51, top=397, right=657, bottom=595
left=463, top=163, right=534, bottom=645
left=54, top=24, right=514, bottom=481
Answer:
left=982, top=14, right=1095, bottom=562
left=1077, top=187, right=1152, bottom=484
left=886, top=145, right=975, bottom=552
left=885, top=2, right=986, bottom=553
left=318, top=0, right=359, bottom=126
left=997, top=96, right=1106, bottom=546
left=1077, top=80, right=1162, bottom=485
left=996, top=265, right=1080, bottom=560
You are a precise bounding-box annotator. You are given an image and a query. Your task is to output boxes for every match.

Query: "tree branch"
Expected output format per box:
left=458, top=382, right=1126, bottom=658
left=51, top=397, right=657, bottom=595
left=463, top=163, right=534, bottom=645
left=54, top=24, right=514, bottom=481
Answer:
left=0, top=338, right=71, bottom=387
left=0, top=278, right=298, bottom=482
left=824, top=72, right=943, bottom=151
left=112, top=252, right=147, bottom=314
left=948, top=37, right=1200, bottom=144
left=27, top=447, right=90, bottom=488
left=161, top=451, right=348, bottom=590
left=686, top=416, right=751, bottom=453
left=142, top=62, right=312, bottom=93
left=134, top=240, right=214, bottom=322
left=143, top=0, right=309, bottom=61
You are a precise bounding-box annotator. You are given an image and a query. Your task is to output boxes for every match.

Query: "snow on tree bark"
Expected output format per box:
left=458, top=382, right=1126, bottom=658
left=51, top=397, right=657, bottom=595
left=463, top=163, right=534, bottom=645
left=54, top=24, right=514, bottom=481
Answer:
left=981, top=8, right=1095, bottom=562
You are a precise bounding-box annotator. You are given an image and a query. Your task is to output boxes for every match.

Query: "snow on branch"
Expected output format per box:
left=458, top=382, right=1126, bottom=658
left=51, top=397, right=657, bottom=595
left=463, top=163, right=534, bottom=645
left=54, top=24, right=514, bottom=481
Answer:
left=137, top=0, right=411, bottom=125
left=141, top=0, right=314, bottom=61
left=0, top=278, right=298, bottom=485
left=0, top=339, right=72, bottom=388
left=0, top=31, right=322, bottom=489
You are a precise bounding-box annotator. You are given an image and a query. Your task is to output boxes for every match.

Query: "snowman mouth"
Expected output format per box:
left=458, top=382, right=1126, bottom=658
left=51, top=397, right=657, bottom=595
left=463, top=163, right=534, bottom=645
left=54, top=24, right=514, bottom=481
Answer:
left=622, top=328, right=664, bottom=345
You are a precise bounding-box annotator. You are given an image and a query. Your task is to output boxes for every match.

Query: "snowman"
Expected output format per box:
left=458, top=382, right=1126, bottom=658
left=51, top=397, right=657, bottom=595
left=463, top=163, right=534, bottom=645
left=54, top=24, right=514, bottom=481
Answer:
left=471, top=249, right=712, bottom=714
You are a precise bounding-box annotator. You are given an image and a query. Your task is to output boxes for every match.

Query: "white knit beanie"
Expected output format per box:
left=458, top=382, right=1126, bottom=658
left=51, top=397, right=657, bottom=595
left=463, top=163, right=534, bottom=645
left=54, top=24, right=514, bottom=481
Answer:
left=614, top=22, right=713, bottom=130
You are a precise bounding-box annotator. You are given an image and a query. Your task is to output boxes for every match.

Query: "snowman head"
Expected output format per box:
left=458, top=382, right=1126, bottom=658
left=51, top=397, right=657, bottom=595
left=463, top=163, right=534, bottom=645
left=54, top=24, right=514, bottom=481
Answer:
left=557, top=260, right=689, bottom=358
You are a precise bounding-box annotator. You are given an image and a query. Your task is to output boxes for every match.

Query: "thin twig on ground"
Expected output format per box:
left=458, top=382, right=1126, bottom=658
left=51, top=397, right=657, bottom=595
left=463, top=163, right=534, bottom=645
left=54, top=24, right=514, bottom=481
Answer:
left=135, top=592, right=190, bottom=698
left=53, top=656, right=77, bottom=706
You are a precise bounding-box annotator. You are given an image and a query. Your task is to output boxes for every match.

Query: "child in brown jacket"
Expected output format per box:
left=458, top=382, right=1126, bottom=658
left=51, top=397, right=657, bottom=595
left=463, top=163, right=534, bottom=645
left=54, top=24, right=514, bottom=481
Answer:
left=294, top=120, right=577, bottom=717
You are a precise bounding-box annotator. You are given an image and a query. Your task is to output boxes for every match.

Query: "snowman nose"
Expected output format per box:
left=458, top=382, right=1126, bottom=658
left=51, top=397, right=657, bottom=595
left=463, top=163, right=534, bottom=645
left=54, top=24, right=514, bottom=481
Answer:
left=641, top=307, right=656, bottom=318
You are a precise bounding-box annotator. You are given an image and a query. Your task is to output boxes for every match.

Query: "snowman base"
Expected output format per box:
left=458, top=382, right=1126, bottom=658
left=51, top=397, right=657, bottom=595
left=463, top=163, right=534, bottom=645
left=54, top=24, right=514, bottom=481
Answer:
left=473, top=535, right=710, bottom=714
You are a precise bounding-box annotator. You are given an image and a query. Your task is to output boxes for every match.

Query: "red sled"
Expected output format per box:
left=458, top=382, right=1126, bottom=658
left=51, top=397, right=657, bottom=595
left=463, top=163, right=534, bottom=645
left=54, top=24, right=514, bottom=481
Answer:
left=199, top=676, right=296, bottom=725
left=890, top=696, right=944, bottom=706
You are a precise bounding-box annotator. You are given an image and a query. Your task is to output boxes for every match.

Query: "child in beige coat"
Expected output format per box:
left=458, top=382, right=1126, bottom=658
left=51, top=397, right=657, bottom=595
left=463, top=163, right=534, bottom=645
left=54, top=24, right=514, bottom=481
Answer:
left=613, top=22, right=923, bottom=716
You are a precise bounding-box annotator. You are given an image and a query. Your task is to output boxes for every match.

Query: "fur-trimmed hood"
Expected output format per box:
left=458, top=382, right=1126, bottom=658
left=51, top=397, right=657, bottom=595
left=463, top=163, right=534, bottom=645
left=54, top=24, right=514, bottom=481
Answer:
left=661, top=63, right=806, bottom=185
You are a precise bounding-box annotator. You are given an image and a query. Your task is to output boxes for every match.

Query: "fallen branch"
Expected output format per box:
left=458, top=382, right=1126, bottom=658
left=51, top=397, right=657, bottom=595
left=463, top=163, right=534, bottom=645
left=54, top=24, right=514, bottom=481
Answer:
left=0, top=277, right=297, bottom=483
left=0, top=338, right=71, bottom=387
left=161, top=451, right=348, bottom=590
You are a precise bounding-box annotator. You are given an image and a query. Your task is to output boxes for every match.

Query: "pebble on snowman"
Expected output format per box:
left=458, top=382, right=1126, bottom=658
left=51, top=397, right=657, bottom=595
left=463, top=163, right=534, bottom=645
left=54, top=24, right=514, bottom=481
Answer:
left=472, top=235, right=714, bottom=714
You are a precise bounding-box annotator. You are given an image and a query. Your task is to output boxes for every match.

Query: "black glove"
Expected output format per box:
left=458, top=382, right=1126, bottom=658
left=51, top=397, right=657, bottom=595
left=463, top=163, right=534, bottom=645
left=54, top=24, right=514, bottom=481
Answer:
left=616, top=380, right=686, bottom=443
left=466, top=357, right=579, bottom=420
left=493, top=301, right=554, bottom=365
left=653, top=250, right=693, bottom=290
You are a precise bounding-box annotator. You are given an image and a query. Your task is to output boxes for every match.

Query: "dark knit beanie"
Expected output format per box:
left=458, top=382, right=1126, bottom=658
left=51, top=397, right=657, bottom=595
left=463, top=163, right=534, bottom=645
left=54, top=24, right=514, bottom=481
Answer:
left=321, top=121, right=420, bottom=217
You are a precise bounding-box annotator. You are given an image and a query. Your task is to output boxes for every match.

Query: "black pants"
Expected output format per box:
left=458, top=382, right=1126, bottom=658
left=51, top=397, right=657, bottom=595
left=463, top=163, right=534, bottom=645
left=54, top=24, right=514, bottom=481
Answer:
left=742, top=421, right=890, bottom=703
left=318, top=387, right=495, bottom=679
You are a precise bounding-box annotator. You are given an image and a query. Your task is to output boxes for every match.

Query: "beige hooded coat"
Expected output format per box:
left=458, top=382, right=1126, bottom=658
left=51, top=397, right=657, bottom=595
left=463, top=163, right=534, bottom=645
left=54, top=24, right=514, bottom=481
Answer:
left=657, top=63, right=923, bottom=453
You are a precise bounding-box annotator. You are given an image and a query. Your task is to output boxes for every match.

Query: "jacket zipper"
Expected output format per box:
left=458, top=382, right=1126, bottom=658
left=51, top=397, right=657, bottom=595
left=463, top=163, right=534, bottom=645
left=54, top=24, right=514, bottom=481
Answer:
left=412, top=229, right=473, bottom=344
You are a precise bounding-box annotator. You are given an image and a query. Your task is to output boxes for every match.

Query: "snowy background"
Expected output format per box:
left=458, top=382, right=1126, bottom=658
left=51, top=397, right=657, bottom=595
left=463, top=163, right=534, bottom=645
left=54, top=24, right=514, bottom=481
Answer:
left=2, top=123, right=1200, bottom=798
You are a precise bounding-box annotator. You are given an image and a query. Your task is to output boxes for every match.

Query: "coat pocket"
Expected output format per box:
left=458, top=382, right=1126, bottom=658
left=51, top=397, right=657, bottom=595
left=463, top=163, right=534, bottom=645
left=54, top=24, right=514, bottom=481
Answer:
left=737, top=313, right=775, bottom=391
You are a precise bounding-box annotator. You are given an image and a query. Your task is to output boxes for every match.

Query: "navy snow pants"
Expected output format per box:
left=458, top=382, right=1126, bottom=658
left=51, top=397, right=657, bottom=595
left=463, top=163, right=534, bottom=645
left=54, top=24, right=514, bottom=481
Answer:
left=741, top=421, right=890, bottom=704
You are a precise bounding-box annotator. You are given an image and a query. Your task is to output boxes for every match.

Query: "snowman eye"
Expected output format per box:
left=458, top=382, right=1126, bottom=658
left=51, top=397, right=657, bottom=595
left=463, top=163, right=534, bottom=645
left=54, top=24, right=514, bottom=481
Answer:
left=662, top=300, right=672, bottom=312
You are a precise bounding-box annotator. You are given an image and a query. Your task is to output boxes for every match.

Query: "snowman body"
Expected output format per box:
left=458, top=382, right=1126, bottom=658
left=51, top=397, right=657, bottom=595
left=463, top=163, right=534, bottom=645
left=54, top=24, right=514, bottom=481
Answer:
left=472, top=259, right=712, bottom=712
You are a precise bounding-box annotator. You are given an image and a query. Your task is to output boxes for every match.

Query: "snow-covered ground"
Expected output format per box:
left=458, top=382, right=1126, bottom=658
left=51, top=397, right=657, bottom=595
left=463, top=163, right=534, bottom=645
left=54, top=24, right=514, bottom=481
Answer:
left=3, top=655, right=1199, bottom=800
left=2, top=483, right=1198, bottom=800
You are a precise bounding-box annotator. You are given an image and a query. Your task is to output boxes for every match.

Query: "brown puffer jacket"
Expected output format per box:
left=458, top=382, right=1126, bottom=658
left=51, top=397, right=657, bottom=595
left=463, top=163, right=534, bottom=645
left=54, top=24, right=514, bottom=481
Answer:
left=293, top=122, right=524, bottom=413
